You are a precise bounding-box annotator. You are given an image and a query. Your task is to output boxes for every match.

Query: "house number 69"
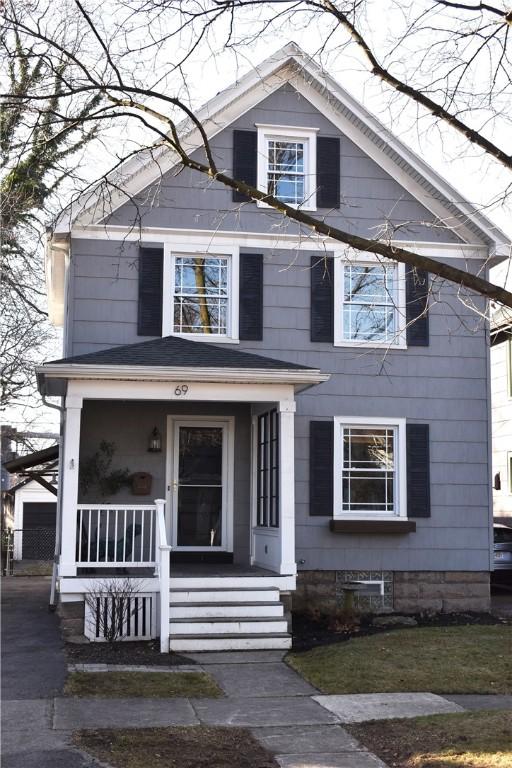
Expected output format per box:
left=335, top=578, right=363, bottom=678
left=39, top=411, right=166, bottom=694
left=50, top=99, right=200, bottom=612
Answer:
left=174, top=384, right=189, bottom=396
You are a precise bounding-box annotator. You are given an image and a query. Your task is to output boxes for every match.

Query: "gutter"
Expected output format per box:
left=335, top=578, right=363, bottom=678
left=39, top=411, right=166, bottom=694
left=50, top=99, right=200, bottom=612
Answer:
left=36, top=363, right=330, bottom=388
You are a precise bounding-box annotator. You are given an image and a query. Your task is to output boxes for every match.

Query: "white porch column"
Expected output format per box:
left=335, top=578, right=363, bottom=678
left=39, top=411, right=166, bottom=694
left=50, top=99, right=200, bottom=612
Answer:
left=278, top=400, right=297, bottom=576
left=59, top=395, right=83, bottom=577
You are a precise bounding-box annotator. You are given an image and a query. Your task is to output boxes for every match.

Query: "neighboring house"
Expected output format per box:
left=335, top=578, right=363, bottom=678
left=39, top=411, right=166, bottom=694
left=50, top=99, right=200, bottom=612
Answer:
left=39, top=43, right=510, bottom=651
left=491, top=308, right=512, bottom=524
left=1, top=426, right=18, bottom=535
left=2, top=445, right=59, bottom=574
left=8, top=479, right=57, bottom=571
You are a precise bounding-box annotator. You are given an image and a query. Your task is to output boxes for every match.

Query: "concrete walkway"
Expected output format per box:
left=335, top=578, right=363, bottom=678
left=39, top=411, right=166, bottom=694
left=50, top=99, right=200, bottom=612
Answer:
left=1, top=578, right=95, bottom=768
left=3, top=579, right=511, bottom=768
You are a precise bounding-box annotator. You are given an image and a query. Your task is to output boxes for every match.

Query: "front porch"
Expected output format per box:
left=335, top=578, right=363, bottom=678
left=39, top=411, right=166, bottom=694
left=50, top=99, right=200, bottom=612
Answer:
left=37, top=335, right=327, bottom=650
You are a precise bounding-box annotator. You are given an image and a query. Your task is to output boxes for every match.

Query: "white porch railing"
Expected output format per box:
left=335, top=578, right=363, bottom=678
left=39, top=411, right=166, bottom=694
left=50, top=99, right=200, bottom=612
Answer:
left=76, top=505, right=157, bottom=567
left=75, top=501, right=171, bottom=651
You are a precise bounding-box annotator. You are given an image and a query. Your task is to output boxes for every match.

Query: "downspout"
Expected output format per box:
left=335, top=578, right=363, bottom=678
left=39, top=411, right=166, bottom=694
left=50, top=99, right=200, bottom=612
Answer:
left=42, top=394, right=64, bottom=610
left=485, top=285, right=495, bottom=585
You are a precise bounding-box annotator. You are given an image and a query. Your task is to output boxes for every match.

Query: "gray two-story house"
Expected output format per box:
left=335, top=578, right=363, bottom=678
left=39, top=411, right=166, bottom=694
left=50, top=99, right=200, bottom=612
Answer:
left=38, top=43, right=510, bottom=651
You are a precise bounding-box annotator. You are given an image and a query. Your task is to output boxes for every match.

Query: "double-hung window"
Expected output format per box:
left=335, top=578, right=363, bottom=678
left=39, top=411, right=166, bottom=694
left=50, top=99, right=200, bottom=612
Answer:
left=334, top=257, right=406, bottom=347
left=256, top=125, right=317, bottom=210
left=163, top=246, right=239, bottom=341
left=334, top=417, right=406, bottom=519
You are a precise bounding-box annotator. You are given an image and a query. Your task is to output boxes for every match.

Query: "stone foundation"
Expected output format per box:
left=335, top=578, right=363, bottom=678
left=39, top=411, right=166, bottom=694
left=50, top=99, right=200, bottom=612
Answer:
left=295, top=570, right=491, bottom=615
left=393, top=571, right=491, bottom=613
left=57, top=599, right=87, bottom=642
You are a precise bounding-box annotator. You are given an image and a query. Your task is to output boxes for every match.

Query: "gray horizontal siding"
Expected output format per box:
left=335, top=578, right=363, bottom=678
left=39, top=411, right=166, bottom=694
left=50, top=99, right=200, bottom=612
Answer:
left=64, top=82, right=492, bottom=572
left=66, top=241, right=491, bottom=572
left=79, top=400, right=252, bottom=565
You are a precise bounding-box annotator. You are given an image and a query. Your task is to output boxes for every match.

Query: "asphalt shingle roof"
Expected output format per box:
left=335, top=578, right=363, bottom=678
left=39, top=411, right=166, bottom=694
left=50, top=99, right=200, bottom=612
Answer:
left=47, top=335, right=313, bottom=371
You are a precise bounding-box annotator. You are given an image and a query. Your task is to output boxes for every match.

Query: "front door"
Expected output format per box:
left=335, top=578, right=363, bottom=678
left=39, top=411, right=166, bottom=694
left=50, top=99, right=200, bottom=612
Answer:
left=170, top=420, right=231, bottom=551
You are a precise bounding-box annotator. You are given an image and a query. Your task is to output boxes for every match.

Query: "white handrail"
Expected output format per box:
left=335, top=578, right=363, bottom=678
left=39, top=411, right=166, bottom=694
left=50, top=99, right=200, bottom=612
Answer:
left=154, top=499, right=171, bottom=653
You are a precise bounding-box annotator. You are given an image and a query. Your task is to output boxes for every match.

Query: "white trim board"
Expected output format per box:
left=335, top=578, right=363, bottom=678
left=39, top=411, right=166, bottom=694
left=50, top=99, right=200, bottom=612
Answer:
left=69, top=225, right=490, bottom=258
left=61, top=378, right=300, bottom=404
left=52, top=43, right=509, bottom=253
left=38, top=370, right=327, bottom=400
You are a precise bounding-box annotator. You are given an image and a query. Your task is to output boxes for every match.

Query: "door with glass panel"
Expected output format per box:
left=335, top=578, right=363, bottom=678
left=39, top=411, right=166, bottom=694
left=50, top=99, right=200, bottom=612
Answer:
left=171, top=421, right=228, bottom=550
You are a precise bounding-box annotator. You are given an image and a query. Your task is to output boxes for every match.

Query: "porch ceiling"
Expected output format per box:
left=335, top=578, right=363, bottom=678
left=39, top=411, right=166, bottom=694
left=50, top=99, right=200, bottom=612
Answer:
left=37, top=335, right=329, bottom=396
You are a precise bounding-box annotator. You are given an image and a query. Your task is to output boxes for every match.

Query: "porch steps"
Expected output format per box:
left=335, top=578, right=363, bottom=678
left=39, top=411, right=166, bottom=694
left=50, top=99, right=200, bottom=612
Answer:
left=169, top=587, right=280, bottom=603
left=170, top=602, right=284, bottom=619
left=168, top=585, right=291, bottom=651
left=169, top=633, right=291, bottom=652
left=170, top=617, right=288, bottom=634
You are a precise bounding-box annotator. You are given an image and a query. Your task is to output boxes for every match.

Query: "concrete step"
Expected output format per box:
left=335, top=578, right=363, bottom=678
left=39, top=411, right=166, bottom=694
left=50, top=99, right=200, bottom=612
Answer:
left=169, top=588, right=280, bottom=604
left=169, top=576, right=295, bottom=590
left=170, top=617, right=288, bottom=635
left=169, top=633, right=292, bottom=652
left=169, top=602, right=284, bottom=619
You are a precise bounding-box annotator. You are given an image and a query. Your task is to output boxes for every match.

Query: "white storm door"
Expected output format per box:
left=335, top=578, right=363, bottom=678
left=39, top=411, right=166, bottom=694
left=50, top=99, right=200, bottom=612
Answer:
left=170, top=420, right=231, bottom=551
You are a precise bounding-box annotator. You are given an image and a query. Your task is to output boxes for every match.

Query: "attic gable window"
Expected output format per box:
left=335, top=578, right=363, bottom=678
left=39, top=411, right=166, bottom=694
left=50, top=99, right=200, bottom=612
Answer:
left=256, top=125, right=318, bottom=211
left=268, top=140, right=305, bottom=204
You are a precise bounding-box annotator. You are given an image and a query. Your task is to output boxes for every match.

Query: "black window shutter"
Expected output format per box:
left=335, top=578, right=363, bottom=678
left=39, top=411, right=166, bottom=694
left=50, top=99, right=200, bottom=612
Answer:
left=317, top=137, right=340, bottom=209
left=310, top=421, right=334, bottom=516
left=239, top=253, right=263, bottom=341
left=406, top=423, right=431, bottom=518
left=232, top=130, right=257, bottom=203
left=406, top=267, right=429, bottom=346
left=311, top=255, right=334, bottom=342
left=137, top=247, right=163, bottom=336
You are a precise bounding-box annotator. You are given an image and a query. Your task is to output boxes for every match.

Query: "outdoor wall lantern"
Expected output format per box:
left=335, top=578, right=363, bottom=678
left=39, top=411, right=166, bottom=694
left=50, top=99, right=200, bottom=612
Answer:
left=148, top=427, right=162, bottom=453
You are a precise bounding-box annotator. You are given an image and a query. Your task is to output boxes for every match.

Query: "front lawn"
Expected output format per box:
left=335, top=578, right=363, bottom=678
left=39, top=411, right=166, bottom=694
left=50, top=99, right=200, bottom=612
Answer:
left=75, top=726, right=278, bottom=768
left=287, top=625, right=512, bottom=694
left=348, top=710, right=512, bottom=768
left=64, top=671, right=222, bottom=698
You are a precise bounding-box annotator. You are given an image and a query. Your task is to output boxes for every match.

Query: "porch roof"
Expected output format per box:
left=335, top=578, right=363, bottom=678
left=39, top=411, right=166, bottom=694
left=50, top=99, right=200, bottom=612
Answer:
left=37, top=335, right=329, bottom=395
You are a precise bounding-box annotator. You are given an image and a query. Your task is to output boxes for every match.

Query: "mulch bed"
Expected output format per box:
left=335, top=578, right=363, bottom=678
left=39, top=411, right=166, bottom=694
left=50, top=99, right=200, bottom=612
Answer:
left=65, top=640, right=194, bottom=666
left=346, top=710, right=512, bottom=768
left=75, top=726, right=278, bottom=768
left=291, top=610, right=507, bottom=652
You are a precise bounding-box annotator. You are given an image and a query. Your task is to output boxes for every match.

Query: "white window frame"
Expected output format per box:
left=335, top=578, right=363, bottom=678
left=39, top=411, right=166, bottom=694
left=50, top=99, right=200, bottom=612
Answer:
left=352, top=579, right=385, bottom=596
left=163, top=243, right=239, bottom=343
left=333, top=416, right=407, bottom=520
left=256, top=124, right=318, bottom=211
left=334, top=252, right=407, bottom=348
left=508, top=451, right=512, bottom=495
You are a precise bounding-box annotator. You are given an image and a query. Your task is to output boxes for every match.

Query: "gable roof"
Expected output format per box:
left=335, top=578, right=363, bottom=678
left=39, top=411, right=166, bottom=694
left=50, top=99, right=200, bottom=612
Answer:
left=53, top=42, right=509, bottom=255
left=36, top=335, right=329, bottom=395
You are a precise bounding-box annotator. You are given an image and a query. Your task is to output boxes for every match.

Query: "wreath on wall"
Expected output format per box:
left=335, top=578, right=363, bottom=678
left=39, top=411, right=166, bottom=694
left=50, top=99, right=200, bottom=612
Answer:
left=79, top=440, right=132, bottom=497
